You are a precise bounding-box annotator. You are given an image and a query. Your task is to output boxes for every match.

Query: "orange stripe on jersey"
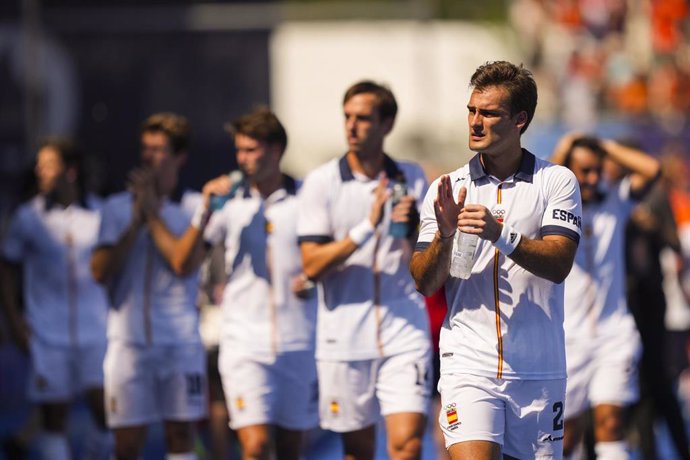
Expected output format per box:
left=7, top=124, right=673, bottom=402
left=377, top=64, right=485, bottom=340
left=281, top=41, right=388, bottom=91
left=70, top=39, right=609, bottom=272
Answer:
left=494, top=184, right=504, bottom=379
left=372, top=231, right=385, bottom=357
left=66, top=234, right=78, bottom=346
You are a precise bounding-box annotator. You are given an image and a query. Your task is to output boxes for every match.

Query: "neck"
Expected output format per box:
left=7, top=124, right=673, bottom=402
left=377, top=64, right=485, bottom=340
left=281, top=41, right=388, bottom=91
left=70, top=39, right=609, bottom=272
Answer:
left=347, top=150, right=385, bottom=179
left=253, top=172, right=283, bottom=199
left=480, top=147, right=523, bottom=181
left=50, top=184, right=79, bottom=208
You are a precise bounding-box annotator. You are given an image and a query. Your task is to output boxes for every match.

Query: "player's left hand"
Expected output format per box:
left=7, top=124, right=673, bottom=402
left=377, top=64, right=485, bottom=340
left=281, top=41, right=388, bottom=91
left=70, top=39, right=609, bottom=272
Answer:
left=135, top=169, right=160, bottom=220
left=391, top=195, right=416, bottom=223
left=458, top=204, right=502, bottom=242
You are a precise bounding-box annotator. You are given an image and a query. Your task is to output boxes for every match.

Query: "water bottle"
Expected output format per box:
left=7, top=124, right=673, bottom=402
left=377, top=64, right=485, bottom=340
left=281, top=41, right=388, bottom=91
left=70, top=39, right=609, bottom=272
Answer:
left=449, top=231, right=479, bottom=279
left=210, top=170, right=244, bottom=211
left=389, top=175, right=408, bottom=237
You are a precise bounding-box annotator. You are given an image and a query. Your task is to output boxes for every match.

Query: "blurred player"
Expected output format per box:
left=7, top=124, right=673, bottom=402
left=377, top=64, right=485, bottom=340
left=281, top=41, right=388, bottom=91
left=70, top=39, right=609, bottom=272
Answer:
left=551, top=134, right=660, bottom=459
left=91, top=113, right=207, bottom=460
left=298, top=81, right=431, bottom=460
left=1, top=138, right=111, bottom=459
left=141, top=107, right=319, bottom=460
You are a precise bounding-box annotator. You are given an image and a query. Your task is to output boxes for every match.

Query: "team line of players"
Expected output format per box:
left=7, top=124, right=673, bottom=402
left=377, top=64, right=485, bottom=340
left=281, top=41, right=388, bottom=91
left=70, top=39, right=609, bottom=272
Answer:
left=1, top=60, right=663, bottom=460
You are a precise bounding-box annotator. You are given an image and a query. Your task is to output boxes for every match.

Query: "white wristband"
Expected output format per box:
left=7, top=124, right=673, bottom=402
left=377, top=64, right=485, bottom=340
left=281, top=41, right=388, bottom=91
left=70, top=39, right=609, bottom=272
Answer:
left=348, top=219, right=376, bottom=246
left=493, top=223, right=521, bottom=255
left=191, top=202, right=211, bottom=229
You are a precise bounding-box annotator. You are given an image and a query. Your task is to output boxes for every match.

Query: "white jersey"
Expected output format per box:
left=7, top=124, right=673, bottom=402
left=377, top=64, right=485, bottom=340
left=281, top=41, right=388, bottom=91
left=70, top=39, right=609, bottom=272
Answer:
left=2, top=195, right=108, bottom=346
left=96, top=191, right=201, bottom=345
left=203, top=176, right=317, bottom=354
left=297, top=154, right=431, bottom=361
left=563, top=178, right=638, bottom=339
left=416, top=151, right=582, bottom=380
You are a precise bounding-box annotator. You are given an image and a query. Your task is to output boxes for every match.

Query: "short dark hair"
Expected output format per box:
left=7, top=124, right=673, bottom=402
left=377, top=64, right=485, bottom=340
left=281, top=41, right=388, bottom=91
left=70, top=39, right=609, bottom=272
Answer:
left=564, top=136, right=606, bottom=168
left=225, top=107, right=288, bottom=152
left=39, top=137, right=82, bottom=172
left=470, top=61, right=538, bottom=134
left=141, top=112, right=191, bottom=155
left=343, top=80, right=398, bottom=122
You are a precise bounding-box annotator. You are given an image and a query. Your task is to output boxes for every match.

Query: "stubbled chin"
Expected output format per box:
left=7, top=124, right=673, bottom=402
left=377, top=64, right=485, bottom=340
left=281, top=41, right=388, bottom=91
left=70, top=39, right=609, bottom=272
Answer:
left=468, top=141, right=485, bottom=152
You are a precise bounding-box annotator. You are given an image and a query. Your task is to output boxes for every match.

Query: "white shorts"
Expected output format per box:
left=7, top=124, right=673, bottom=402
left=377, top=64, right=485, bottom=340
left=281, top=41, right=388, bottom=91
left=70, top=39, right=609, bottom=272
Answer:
left=438, top=373, right=566, bottom=460
left=28, top=337, right=106, bottom=402
left=317, top=346, right=432, bottom=433
left=218, top=348, right=319, bottom=431
left=565, top=329, right=641, bottom=419
left=104, top=341, right=208, bottom=428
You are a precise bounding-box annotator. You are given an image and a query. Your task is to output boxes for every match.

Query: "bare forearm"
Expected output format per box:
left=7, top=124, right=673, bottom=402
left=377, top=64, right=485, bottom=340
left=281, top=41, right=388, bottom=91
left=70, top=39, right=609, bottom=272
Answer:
left=147, top=217, right=206, bottom=276
left=602, top=140, right=660, bottom=180
left=91, top=221, right=142, bottom=283
left=507, top=236, right=577, bottom=284
left=410, top=232, right=453, bottom=296
left=300, top=239, right=359, bottom=281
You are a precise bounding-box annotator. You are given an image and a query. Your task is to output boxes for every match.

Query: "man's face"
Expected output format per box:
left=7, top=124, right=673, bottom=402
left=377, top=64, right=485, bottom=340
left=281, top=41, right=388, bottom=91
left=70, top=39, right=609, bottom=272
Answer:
left=141, top=131, right=173, bottom=168
left=467, top=86, right=526, bottom=156
left=140, top=131, right=183, bottom=196
left=35, top=146, right=65, bottom=194
left=235, top=134, right=280, bottom=183
left=569, top=146, right=602, bottom=203
left=343, top=93, right=392, bottom=157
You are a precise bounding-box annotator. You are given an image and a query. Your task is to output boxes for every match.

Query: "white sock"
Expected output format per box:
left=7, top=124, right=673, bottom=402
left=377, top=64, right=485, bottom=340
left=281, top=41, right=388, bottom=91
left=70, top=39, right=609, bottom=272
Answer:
left=166, top=453, right=198, bottom=460
left=37, top=432, right=71, bottom=460
left=594, top=441, right=629, bottom=460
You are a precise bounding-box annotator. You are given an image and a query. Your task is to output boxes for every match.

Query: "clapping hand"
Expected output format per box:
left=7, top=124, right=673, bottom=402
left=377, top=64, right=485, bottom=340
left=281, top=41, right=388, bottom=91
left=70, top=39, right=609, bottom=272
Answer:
left=128, top=167, right=159, bottom=223
left=434, top=175, right=463, bottom=239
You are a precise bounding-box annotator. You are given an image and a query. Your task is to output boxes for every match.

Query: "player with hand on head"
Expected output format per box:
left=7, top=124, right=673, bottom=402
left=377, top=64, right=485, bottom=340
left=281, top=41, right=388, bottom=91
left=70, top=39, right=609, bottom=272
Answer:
left=551, top=133, right=661, bottom=460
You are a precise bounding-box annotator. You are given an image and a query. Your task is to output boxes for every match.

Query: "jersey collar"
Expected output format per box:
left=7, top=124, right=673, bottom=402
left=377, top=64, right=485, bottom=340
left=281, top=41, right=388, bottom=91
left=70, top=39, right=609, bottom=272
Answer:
left=468, top=148, right=535, bottom=183
left=240, top=174, right=298, bottom=199
left=338, top=153, right=403, bottom=182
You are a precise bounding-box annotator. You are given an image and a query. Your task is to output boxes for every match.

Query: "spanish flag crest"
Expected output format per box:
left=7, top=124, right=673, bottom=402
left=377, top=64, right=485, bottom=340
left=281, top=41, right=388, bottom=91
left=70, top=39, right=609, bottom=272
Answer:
left=445, top=403, right=460, bottom=430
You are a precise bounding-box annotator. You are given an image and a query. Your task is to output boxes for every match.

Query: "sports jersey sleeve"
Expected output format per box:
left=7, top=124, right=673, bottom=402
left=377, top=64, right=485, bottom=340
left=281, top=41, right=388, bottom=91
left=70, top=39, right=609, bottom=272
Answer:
left=96, top=196, right=127, bottom=247
left=541, top=166, right=583, bottom=244
left=296, top=171, right=333, bottom=244
left=180, top=190, right=203, bottom=218
left=203, top=208, right=227, bottom=246
left=2, top=208, right=28, bottom=262
left=414, top=177, right=441, bottom=252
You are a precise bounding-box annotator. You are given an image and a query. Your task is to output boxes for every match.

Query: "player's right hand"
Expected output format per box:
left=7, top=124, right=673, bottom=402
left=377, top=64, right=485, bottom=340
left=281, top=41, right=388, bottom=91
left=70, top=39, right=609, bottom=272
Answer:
left=434, top=176, right=464, bottom=239
left=202, top=175, right=233, bottom=208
